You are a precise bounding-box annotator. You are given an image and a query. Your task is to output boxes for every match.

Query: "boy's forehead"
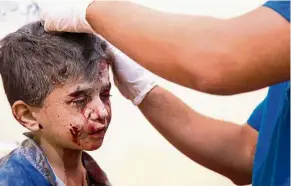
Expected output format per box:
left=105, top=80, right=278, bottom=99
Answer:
left=44, top=80, right=109, bottom=103
left=68, top=78, right=110, bottom=93
left=48, top=75, right=109, bottom=96
left=70, top=60, right=110, bottom=89
left=46, top=59, right=110, bottom=98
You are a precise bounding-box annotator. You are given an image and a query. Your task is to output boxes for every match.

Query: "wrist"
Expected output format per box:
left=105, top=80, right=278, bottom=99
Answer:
left=86, top=1, right=109, bottom=34
left=86, top=1, right=99, bottom=32
left=86, top=1, right=134, bottom=34
left=133, top=83, right=158, bottom=105
left=137, top=85, right=159, bottom=106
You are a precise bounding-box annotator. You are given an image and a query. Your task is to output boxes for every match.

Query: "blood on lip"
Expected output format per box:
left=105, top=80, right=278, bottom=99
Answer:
left=87, top=123, right=106, bottom=134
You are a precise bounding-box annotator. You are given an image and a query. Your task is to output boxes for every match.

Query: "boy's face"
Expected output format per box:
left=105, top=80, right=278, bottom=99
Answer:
left=35, top=60, right=111, bottom=151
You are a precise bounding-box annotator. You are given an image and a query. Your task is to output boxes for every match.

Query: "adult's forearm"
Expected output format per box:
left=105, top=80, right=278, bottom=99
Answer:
left=138, top=86, right=257, bottom=184
left=86, top=1, right=226, bottom=91
left=87, top=2, right=290, bottom=95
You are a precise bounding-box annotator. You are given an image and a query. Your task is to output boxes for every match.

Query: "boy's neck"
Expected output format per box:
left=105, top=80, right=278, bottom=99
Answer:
left=36, top=137, right=87, bottom=185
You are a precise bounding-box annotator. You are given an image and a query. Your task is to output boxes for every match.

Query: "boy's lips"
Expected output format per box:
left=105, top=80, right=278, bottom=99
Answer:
left=87, top=124, right=107, bottom=135
left=88, top=126, right=107, bottom=140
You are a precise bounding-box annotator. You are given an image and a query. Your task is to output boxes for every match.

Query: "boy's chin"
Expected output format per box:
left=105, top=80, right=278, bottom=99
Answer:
left=79, top=141, right=103, bottom=151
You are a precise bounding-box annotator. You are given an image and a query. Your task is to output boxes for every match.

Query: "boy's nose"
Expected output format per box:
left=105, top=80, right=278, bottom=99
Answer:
left=89, top=106, right=108, bottom=123
left=85, top=98, right=109, bottom=123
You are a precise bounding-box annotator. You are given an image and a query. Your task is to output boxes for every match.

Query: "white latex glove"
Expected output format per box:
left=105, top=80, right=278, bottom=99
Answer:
left=39, top=0, right=94, bottom=33
left=108, top=43, right=157, bottom=105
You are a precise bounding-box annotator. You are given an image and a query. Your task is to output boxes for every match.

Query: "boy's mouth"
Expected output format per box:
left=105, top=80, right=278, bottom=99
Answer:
left=87, top=124, right=108, bottom=135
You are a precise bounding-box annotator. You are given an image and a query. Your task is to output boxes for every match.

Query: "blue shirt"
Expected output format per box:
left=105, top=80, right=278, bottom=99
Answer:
left=248, top=2, right=290, bottom=186
left=248, top=2, right=290, bottom=184
left=0, top=134, right=111, bottom=186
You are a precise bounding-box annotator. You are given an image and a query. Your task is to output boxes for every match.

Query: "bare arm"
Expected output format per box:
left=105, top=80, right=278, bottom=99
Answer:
left=87, top=2, right=289, bottom=95
left=138, top=86, right=258, bottom=185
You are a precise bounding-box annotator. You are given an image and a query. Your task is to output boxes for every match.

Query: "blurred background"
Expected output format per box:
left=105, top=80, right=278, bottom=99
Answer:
left=0, top=0, right=268, bottom=185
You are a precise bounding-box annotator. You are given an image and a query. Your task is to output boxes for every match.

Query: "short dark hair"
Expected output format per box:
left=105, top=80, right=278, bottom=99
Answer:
left=0, top=21, right=109, bottom=107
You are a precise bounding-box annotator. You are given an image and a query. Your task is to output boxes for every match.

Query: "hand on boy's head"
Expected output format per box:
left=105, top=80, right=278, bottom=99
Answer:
left=107, top=42, right=157, bottom=105
left=39, top=0, right=95, bottom=33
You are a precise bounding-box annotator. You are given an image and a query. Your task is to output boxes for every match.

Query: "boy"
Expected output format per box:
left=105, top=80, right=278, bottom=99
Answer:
left=0, top=21, right=112, bottom=186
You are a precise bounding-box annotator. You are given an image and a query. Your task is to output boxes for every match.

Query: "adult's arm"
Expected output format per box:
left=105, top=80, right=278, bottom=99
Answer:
left=87, top=1, right=290, bottom=95
left=138, top=86, right=258, bottom=185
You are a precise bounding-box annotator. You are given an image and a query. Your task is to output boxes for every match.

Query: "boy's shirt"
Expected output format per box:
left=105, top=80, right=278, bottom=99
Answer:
left=0, top=134, right=111, bottom=186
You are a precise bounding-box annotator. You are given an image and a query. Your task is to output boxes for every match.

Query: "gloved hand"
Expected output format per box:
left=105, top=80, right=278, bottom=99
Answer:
left=39, top=0, right=94, bottom=33
left=108, top=43, right=157, bottom=105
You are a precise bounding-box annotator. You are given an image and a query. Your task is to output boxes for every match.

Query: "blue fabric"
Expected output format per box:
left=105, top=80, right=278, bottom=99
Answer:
left=0, top=153, right=51, bottom=186
left=248, top=81, right=290, bottom=186
left=264, top=1, right=290, bottom=22
left=0, top=141, right=55, bottom=186
left=247, top=2, right=290, bottom=185
left=248, top=97, right=267, bottom=131
left=0, top=136, right=111, bottom=186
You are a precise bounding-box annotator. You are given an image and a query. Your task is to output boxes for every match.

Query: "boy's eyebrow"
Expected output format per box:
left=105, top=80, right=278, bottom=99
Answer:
left=68, top=90, right=86, bottom=97
left=68, top=82, right=111, bottom=97
left=68, top=88, right=92, bottom=97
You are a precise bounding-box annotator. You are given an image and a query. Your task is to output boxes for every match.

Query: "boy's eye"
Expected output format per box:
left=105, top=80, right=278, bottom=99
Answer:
left=100, top=92, right=112, bottom=100
left=72, top=97, right=88, bottom=106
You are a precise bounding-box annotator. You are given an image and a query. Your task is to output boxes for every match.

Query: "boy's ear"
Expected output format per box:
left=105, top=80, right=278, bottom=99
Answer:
left=12, top=101, right=40, bottom=132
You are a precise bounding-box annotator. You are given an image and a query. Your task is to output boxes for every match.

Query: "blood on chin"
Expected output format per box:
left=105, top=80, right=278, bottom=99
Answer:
left=69, top=119, right=108, bottom=150
left=69, top=129, right=107, bottom=150
left=75, top=139, right=104, bottom=151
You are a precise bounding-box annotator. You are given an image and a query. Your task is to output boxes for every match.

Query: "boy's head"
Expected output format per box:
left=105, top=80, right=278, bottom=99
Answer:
left=0, top=21, right=112, bottom=151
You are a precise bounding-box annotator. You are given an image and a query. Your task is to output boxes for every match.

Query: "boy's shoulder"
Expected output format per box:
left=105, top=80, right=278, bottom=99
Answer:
left=0, top=137, right=111, bottom=186
left=0, top=147, right=50, bottom=186
left=0, top=138, right=55, bottom=186
left=0, top=150, right=27, bottom=185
